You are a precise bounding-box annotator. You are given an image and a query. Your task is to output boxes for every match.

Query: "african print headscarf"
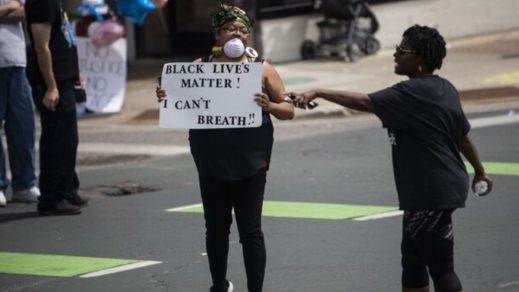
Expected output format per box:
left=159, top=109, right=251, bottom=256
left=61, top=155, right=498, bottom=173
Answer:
left=211, top=4, right=254, bottom=32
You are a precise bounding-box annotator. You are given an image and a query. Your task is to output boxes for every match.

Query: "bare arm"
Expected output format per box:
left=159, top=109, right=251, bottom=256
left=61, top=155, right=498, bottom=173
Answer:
left=0, top=1, right=25, bottom=23
left=31, top=22, right=59, bottom=111
left=292, top=88, right=375, bottom=113
left=257, top=61, right=294, bottom=120
left=460, top=135, right=493, bottom=195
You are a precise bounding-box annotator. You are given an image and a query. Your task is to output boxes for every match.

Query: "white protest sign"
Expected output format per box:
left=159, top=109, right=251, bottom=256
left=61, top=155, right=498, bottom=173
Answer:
left=159, top=62, right=262, bottom=129
left=77, top=37, right=127, bottom=113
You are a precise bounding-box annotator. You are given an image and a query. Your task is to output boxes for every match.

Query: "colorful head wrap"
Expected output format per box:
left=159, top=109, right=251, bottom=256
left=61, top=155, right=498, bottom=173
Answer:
left=211, top=4, right=254, bottom=32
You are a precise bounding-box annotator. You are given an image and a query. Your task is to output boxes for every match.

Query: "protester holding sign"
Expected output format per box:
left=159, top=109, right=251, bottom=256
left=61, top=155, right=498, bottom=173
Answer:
left=156, top=4, right=293, bottom=292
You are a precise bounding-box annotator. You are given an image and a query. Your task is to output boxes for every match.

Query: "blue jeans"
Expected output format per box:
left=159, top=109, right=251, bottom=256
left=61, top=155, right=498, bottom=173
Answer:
left=0, top=67, right=37, bottom=191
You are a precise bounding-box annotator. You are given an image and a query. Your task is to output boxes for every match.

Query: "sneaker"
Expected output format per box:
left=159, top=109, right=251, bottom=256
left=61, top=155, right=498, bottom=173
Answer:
left=12, top=186, right=41, bottom=203
left=68, top=194, right=89, bottom=206
left=38, top=199, right=82, bottom=216
left=210, top=280, right=233, bottom=292
left=0, top=190, right=6, bottom=207
left=226, top=280, right=233, bottom=292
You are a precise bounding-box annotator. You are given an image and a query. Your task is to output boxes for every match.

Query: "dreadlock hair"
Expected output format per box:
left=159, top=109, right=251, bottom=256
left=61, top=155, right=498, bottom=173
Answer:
left=403, top=25, right=447, bottom=71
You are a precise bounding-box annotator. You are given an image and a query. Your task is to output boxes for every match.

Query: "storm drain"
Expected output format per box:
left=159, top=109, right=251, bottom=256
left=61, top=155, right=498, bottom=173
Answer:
left=81, top=182, right=159, bottom=197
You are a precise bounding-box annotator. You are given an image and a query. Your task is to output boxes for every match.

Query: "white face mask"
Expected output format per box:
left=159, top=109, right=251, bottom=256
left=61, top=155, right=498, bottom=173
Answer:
left=223, top=38, right=245, bottom=58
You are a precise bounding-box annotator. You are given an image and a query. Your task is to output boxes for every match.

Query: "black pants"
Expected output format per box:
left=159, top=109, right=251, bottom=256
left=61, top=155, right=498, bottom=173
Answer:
left=401, top=209, right=463, bottom=292
left=32, top=81, right=79, bottom=208
left=199, top=168, right=267, bottom=292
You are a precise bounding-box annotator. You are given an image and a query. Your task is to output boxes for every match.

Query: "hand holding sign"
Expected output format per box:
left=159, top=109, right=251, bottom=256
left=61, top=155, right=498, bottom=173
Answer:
left=159, top=62, right=262, bottom=129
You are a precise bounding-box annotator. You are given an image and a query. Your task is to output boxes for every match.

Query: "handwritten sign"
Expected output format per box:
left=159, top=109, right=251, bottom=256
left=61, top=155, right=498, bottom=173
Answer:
left=159, top=62, right=262, bottom=129
left=77, top=37, right=127, bottom=113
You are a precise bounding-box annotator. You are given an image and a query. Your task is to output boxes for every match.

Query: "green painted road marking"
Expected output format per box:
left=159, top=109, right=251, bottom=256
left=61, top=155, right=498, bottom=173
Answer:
left=283, top=77, right=315, bottom=86
left=172, top=200, right=397, bottom=220
left=0, top=252, right=138, bottom=277
left=465, top=161, right=519, bottom=176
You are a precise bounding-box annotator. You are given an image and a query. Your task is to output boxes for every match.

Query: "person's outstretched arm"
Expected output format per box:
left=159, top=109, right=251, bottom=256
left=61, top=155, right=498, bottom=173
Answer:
left=291, top=88, right=375, bottom=113
left=461, top=135, right=493, bottom=195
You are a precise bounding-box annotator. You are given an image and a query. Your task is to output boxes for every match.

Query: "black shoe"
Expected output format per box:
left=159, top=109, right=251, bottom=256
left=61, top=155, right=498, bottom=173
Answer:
left=38, top=200, right=82, bottom=216
left=68, top=195, right=89, bottom=206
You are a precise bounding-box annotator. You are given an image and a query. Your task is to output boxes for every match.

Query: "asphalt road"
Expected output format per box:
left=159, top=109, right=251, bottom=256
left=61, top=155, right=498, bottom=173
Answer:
left=0, top=107, right=518, bottom=292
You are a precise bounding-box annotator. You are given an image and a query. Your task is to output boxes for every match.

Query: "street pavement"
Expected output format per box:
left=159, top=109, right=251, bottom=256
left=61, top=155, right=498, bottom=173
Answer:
left=0, top=29, right=518, bottom=291
left=1, top=110, right=518, bottom=292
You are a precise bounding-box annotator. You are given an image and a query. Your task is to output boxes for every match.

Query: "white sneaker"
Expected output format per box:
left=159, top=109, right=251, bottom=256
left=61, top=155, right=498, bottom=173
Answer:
left=12, top=186, right=41, bottom=203
left=0, top=190, right=6, bottom=207
left=226, top=280, right=233, bottom=292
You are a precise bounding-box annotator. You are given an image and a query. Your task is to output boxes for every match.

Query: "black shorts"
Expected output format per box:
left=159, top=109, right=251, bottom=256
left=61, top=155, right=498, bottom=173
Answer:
left=401, top=209, right=459, bottom=289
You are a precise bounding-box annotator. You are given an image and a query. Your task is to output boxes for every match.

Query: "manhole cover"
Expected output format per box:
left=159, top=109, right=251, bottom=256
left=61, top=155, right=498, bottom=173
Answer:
left=82, top=183, right=159, bottom=197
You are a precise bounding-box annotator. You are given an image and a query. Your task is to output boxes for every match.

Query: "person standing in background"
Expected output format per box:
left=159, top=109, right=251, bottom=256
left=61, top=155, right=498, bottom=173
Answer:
left=0, top=0, right=40, bottom=207
left=25, top=0, right=88, bottom=215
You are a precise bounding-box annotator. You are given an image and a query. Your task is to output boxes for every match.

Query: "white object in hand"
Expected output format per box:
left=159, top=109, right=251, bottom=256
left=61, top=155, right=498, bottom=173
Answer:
left=474, top=180, right=488, bottom=196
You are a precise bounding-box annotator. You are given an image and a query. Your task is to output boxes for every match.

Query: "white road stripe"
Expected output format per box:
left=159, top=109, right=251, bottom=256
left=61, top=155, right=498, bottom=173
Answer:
left=353, top=210, right=403, bottom=221
left=498, top=281, right=519, bottom=288
left=79, top=261, right=162, bottom=278
left=165, top=203, right=203, bottom=212
left=78, top=143, right=190, bottom=156
left=470, top=112, right=519, bottom=128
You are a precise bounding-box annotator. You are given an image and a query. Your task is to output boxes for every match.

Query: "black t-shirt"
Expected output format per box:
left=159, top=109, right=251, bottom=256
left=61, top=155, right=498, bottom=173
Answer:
left=25, top=0, right=79, bottom=87
left=369, top=75, right=470, bottom=211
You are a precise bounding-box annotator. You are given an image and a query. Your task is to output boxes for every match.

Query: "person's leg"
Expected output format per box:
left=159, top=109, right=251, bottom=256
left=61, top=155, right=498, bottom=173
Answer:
left=0, top=68, right=9, bottom=205
left=403, top=288, right=429, bottom=292
left=401, top=211, right=430, bottom=292
left=55, top=83, right=80, bottom=203
left=4, top=67, right=37, bottom=192
left=419, top=210, right=462, bottom=292
left=36, top=82, right=79, bottom=211
left=199, top=172, right=233, bottom=291
left=405, top=210, right=462, bottom=292
left=232, top=169, right=267, bottom=292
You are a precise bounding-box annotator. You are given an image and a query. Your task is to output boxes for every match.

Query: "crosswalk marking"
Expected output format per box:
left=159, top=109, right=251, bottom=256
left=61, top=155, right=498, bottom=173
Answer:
left=166, top=200, right=397, bottom=220
left=0, top=252, right=160, bottom=278
left=79, top=261, right=161, bottom=278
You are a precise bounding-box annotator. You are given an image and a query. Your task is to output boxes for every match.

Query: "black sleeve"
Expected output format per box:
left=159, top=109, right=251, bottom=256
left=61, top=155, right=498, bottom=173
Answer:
left=368, top=82, right=421, bottom=131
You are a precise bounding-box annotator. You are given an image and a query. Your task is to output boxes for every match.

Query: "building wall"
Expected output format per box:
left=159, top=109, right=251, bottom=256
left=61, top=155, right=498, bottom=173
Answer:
left=260, top=0, right=519, bottom=63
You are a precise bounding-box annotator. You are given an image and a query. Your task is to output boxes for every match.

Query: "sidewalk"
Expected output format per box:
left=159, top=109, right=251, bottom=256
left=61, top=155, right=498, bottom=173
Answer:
left=77, top=29, right=519, bottom=129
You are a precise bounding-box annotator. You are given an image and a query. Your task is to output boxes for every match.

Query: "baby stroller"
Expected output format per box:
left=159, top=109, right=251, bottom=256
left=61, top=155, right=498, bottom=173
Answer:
left=301, top=0, right=380, bottom=62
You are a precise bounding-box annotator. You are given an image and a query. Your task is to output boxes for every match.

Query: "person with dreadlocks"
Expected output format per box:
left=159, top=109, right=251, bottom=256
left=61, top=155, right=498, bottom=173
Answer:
left=156, top=4, right=293, bottom=292
left=290, top=25, right=493, bottom=292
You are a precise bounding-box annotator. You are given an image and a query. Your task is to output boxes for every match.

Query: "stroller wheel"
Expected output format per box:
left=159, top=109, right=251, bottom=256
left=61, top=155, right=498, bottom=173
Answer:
left=346, top=44, right=362, bottom=62
left=301, top=40, right=317, bottom=60
left=361, top=36, right=380, bottom=55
